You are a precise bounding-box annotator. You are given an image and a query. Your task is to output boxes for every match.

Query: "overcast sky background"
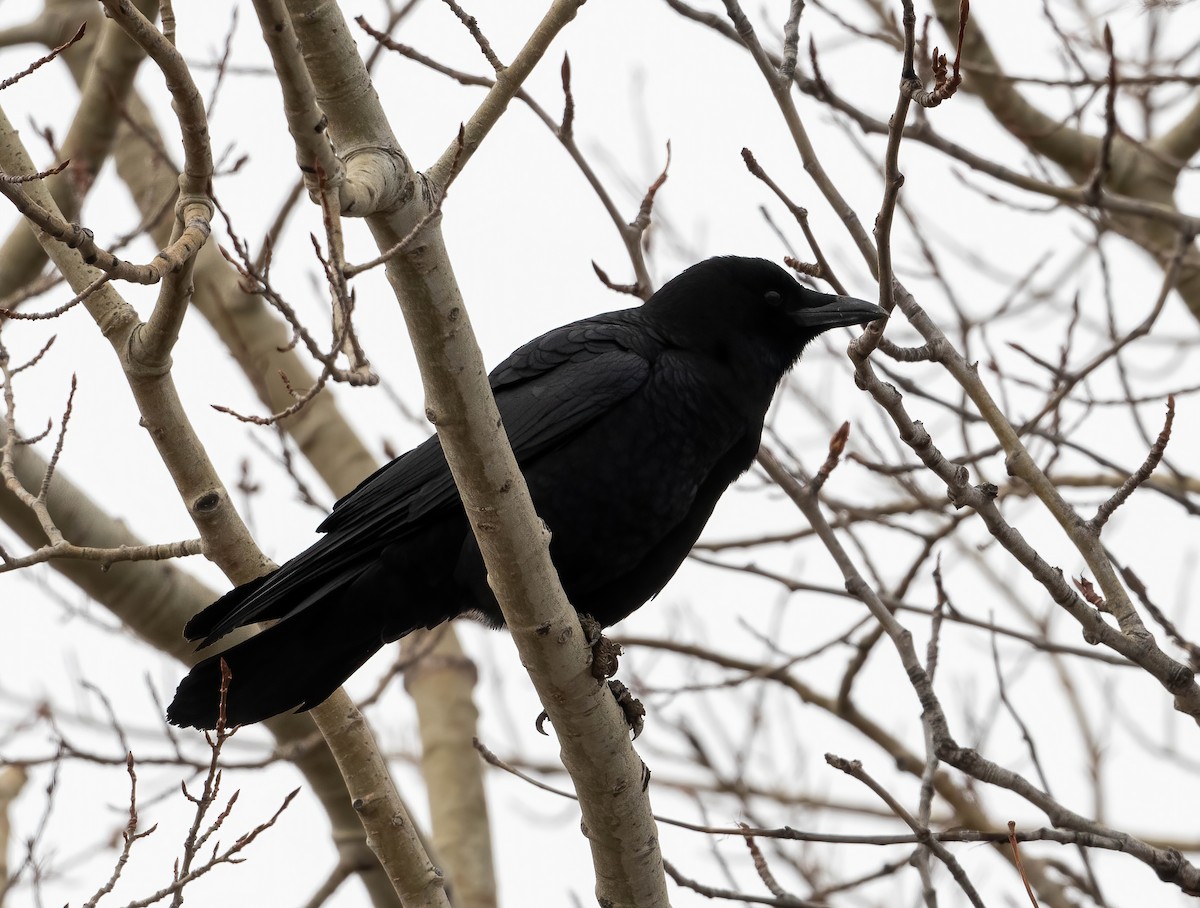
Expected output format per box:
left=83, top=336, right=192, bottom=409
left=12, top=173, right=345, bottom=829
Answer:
left=2, top=0, right=1200, bottom=905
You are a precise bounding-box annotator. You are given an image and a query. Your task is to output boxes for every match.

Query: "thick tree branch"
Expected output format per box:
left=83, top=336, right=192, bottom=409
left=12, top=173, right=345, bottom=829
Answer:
left=0, top=0, right=151, bottom=298
left=283, top=1, right=669, bottom=903
left=404, top=629, right=497, bottom=908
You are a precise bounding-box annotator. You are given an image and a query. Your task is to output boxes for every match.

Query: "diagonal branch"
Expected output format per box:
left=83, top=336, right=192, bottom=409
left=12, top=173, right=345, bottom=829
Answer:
left=285, top=0, right=669, bottom=902
left=426, top=0, right=588, bottom=190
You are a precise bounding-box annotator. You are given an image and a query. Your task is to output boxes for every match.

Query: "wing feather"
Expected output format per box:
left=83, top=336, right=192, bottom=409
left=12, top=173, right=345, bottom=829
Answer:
left=188, top=319, right=655, bottom=642
left=321, top=321, right=653, bottom=535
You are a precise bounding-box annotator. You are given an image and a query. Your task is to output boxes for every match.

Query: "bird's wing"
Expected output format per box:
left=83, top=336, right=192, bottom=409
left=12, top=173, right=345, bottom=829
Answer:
left=317, top=317, right=653, bottom=536
left=185, top=318, right=654, bottom=645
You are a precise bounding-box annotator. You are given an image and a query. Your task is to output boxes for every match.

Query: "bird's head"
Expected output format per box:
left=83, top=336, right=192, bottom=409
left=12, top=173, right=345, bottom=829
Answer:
left=644, top=256, right=886, bottom=375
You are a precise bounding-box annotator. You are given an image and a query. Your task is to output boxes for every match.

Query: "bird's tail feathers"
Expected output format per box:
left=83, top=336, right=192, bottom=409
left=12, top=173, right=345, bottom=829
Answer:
left=167, top=608, right=383, bottom=729
left=184, top=563, right=361, bottom=647
left=170, top=558, right=464, bottom=728
left=183, top=571, right=275, bottom=644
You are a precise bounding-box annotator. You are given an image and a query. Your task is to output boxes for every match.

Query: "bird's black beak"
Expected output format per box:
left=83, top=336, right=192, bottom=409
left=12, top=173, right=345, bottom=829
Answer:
left=792, top=294, right=887, bottom=331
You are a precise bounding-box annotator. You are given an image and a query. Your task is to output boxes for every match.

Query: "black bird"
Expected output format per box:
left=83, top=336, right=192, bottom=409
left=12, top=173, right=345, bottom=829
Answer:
left=167, top=256, right=884, bottom=729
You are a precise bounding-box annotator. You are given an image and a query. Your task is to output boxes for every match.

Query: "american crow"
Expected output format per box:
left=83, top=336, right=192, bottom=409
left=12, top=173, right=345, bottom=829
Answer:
left=167, top=256, right=884, bottom=729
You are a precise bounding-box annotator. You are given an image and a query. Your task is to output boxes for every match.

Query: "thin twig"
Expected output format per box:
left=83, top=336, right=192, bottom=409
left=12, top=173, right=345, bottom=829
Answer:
left=0, top=23, right=87, bottom=91
left=1090, top=395, right=1174, bottom=530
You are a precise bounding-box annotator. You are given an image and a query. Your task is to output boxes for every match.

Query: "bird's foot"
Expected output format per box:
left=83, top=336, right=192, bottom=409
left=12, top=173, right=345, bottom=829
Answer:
left=607, top=679, right=646, bottom=739
left=579, top=613, right=622, bottom=681
left=534, top=680, right=645, bottom=739
left=533, top=615, right=643, bottom=738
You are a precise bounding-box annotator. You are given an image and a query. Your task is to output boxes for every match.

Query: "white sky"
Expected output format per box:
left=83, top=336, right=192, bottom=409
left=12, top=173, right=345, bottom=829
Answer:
left=2, top=1, right=1199, bottom=906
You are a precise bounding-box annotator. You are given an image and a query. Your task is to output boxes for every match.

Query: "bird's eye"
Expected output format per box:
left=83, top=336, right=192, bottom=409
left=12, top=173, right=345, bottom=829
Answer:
left=764, top=290, right=782, bottom=305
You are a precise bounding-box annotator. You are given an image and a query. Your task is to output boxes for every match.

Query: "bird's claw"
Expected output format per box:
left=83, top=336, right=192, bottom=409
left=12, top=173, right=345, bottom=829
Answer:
left=580, top=613, right=622, bottom=681
left=533, top=681, right=645, bottom=739
left=532, top=616, right=642, bottom=737
left=608, top=679, right=645, bottom=739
